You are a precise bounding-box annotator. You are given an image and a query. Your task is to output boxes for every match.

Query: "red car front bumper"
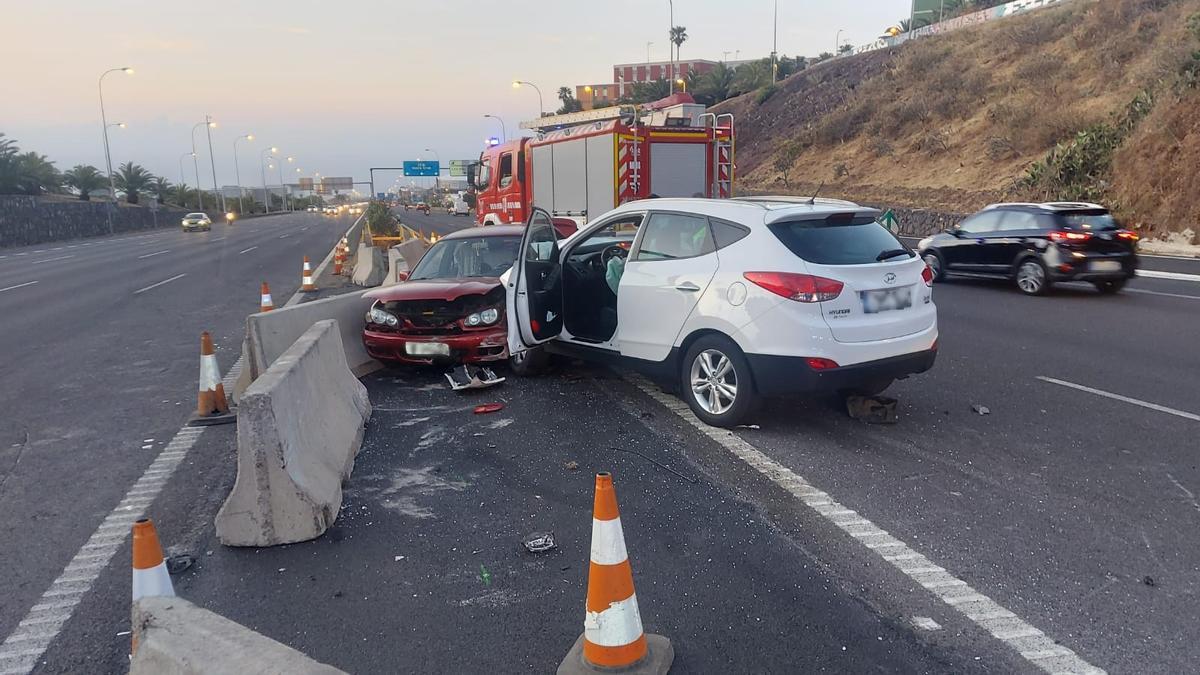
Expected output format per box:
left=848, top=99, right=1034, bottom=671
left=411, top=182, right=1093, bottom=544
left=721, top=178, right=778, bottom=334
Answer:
left=362, top=326, right=508, bottom=365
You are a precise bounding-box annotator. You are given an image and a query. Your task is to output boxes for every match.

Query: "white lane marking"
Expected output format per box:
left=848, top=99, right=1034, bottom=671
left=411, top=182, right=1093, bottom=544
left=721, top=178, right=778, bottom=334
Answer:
left=136, top=249, right=170, bottom=259
left=1037, top=376, right=1199, bottom=422
left=238, top=246, right=258, bottom=254
left=0, top=281, right=38, bottom=294
left=624, top=373, right=1105, bottom=675
left=0, top=358, right=244, bottom=675
left=1123, top=288, right=1200, bottom=301
left=30, top=255, right=74, bottom=264
left=278, top=234, right=290, bottom=239
left=132, top=273, right=186, bottom=295
left=1138, top=269, right=1200, bottom=282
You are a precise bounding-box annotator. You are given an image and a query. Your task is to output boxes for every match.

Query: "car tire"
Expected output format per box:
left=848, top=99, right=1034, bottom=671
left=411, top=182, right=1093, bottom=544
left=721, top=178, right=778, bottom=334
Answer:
left=1093, top=279, right=1126, bottom=294
left=680, top=335, right=758, bottom=428
left=508, top=346, right=549, bottom=376
left=922, top=251, right=946, bottom=282
left=1014, top=258, right=1052, bottom=296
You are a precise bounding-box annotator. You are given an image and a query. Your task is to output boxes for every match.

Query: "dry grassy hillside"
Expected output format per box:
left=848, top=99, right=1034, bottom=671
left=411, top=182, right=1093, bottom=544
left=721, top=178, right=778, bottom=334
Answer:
left=721, top=0, right=1200, bottom=239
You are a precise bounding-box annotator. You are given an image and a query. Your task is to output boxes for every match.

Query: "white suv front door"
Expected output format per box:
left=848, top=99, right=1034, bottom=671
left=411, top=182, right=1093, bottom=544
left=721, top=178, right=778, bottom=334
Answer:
left=617, top=212, right=718, bottom=362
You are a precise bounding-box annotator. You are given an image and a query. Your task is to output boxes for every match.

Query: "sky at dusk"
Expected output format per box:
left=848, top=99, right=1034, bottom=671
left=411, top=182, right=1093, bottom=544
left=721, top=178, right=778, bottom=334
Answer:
left=2, top=0, right=910, bottom=191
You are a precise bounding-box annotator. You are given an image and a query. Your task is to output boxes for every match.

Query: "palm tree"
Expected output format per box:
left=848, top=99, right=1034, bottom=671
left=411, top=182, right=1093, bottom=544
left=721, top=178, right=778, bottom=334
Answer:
left=898, top=18, right=912, bottom=32
left=556, top=86, right=582, bottom=114
left=0, top=134, right=24, bottom=194
left=696, top=62, right=736, bottom=104
left=670, top=25, right=688, bottom=64
left=151, top=176, right=173, bottom=205
left=14, top=152, right=60, bottom=196
left=62, top=165, right=107, bottom=201
left=733, top=60, right=773, bottom=95
left=113, top=161, right=155, bottom=204
left=174, top=183, right=198, bottom=209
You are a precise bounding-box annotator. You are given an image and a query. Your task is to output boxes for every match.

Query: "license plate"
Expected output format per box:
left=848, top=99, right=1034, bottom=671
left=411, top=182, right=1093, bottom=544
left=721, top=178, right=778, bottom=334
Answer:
left=860, top=287, right=913, bottom=314
left=405, top=342, right=450, bottom=357
left=1090, top=260, right=1121, bottom=272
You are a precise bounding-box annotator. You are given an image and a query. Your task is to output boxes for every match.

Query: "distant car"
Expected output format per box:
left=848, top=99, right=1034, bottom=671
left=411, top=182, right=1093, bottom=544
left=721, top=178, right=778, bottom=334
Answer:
left=181, top=212, right=211, bottom=232
left=446, top=204, right=455, bottom=215
left=415, top=202, right=430, bottom=215
left=504, top=198, right=938, bottom=427
left=362, top=226, right=524, bottom=366
left=918, top=202, right=1139, bottom=295
left=306, top=205, right=319, bottom=213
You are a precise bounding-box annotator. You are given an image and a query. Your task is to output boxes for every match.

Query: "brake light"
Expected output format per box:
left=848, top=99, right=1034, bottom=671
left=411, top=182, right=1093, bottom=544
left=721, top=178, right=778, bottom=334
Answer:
left=1117, top=230, right=1140, bottom=241
left=805, top=357, right=840, bottom=370
left=743, top=272, right=843, bottom=302
left=921, top=264, right=934, bottom=287
left=1048, top=231, right=1092, bottom=243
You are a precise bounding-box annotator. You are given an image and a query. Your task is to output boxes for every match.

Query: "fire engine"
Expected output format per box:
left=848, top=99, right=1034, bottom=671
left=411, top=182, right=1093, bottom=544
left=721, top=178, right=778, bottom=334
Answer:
left=470, top=93, right=734, bottom=226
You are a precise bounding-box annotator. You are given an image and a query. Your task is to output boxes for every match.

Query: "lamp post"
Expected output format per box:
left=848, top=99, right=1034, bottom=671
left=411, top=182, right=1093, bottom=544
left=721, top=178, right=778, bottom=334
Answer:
left=647, top=41, right=653, bottom=66
left=275, top=156, right=294, bottom=211
left=98, top=67, right=133, bottom=230
left=835, top=28, right=844, bottom=56
left=191, top=120, right=215, bottom=210
left=771, top=0, right=779, bottom=82
left=178, top=152, right=195, bottom=194
left=483, top=114, right=506, bottom=142
left=424, top=148, right=441, bottom=191
left=668, top=0, right=674, bottom=93
left=512, top=80, right=544, bottom=118
left=203, top=114, right=223, bottom=212
left=260, top=147, right=279, bottom=213
left=232, top=134, right=254, bottom=213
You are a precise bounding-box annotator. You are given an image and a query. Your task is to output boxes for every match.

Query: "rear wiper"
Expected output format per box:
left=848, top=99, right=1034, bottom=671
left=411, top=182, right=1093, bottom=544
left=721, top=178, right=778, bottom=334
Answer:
left=876, top=248, right=915, bottom=262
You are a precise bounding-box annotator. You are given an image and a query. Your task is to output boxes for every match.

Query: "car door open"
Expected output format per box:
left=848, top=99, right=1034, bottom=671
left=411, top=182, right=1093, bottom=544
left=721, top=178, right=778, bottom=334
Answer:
left=506, top=207, right=563, bottom=355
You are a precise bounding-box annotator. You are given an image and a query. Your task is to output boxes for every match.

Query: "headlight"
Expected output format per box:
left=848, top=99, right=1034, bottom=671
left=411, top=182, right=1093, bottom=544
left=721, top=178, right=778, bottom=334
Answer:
left=368, top=307, right=398, bottom=327
left=480, top=308, right=500, bottom=325
left=465, top=312, right=482, bottom=327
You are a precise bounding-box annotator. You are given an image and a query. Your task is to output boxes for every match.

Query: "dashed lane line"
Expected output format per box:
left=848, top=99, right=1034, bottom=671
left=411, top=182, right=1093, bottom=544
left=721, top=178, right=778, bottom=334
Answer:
left=1037, top=376, right=1199, bottom=422
left=238, top=246, right=258, bottom=254
left=1122, top=288, right=1200, bottom=301
left=132, top=273, right=186, bottom=295
left=30, top=256, right=74, bottom=264
left=0, top=281, right=38, bottom=294
left=0, top=360, right=243, bottom=675
left=1137, top=269, right=1200, bottom=282
left=624, top=373, right=1105, bottom=675
left=135, top=250, right=170, bottom=260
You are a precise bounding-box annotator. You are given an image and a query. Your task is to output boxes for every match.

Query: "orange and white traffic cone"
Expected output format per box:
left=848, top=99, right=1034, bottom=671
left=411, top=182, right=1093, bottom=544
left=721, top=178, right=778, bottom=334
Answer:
left=333, top=246, right=344, bottom=276
left=188, top=331, right=235, bottom=426
left=131, top=518, right=174, bottom=655
left=301, top=256, right=317, bottom=292
left=558, top=472, right=673, bottom=675
left=259, top=281, right=274, bottom=312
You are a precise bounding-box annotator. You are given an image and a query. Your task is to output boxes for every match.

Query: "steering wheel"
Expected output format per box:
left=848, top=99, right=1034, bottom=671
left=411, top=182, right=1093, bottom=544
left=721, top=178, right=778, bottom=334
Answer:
left=601, top=245, right=628, bottom=267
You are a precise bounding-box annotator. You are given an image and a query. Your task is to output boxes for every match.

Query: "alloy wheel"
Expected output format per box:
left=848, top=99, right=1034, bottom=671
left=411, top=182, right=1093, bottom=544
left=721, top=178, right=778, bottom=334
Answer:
left=689, top=349, right=738, bottom=416
left=1017, top=261, right=1044, bottom=294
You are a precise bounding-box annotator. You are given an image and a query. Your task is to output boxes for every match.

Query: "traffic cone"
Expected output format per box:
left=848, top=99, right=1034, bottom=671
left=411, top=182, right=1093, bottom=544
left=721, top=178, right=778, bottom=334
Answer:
left=187, top=331, right=235, bottom=426
left=131, top=518, right=174, bottom=655
left=259, top=281, right=274, bottom=312
left=558, top=472, right=673, bottom=675
left=333, top=245, right=344, bottom=276
left=301, top=256, right=317, bottom=292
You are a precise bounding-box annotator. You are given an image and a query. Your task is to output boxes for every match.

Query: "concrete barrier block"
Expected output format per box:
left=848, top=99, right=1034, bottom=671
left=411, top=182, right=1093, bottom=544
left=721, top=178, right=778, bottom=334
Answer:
left=131, top=596, right=346, bottom=675
left=216, top=320, right=371, bottom=547
left=396, top=238, right=429, bottom=270
left=351, top=243, right=385, bottom=287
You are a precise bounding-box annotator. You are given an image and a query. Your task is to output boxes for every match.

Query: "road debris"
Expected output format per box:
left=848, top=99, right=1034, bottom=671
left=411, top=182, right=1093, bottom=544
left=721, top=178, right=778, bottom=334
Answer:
left=394, top=555, right=405, bottom=561
left=846, top=396, right=898, bottom=424
left=473, top=403, right=504, bottom=415
left=165, top=554, right=195, bottom=575
left=564, top=460, right=579, bottom=471
left=523, top=531, right=557, bottom=553
left=736, top=424, right=761, bottom=430
left=478, top=564, right=492, bottom=586
left=971, top=404, right=991, bottom=415
left=445, top=365, right=505, bottom=391
left=1143, top=575, right=1157, bottom=587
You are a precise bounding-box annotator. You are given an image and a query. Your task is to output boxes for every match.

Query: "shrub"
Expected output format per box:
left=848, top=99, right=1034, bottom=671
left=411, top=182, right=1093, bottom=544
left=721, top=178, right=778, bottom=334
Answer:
left=755, top=85, right=779, bottom=104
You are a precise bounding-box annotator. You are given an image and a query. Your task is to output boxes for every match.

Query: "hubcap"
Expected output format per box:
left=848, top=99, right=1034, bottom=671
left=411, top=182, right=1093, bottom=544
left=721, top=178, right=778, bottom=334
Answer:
left=689, top=349, right=737, bottom=416
left=1017, top=261, right=1044, bottom=293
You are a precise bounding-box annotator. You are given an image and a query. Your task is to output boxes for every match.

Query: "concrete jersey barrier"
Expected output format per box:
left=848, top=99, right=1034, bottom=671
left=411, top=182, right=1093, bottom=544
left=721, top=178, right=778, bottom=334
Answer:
left=216, top=320, right=371, bottom=547
left=382, top=239, right=430, bottom=286
left=131, top=596, right=346, bottom=674
left=351, top=242, right=385, bottom=287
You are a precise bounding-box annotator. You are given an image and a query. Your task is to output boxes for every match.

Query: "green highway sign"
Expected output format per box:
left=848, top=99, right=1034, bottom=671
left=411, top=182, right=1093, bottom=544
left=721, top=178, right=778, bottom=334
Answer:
left=449, top=160, right=470, bottom=177
left=879, top=209, right=899, bottom=233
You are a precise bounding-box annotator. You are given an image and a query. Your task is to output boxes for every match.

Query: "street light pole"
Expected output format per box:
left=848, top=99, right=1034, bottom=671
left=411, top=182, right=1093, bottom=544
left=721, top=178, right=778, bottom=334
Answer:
left=647, top=41, right=653, bottom=67
left=190, top=120, right=213, bottom=210
left=668, top=0, right=674, bottom=93
left=484, top=114, right=506, bottom=142
left=178, top=152, right=194, bottom=193
left=203, top=114, right=223, bottom=212
left=424, top=148, right=441, bottom=192
left=512, top=80, right=544, bottom=118
left=277, top=157, right=294, bottom=212
left=233, top=134, right=254, bottom=214
left=98, top=67, right=132, bottom=232
left=772, top=0, right=779, bottom=82
left=260, top=147, right=278, bottom=213
left=835, top=28, right=844, bottom=56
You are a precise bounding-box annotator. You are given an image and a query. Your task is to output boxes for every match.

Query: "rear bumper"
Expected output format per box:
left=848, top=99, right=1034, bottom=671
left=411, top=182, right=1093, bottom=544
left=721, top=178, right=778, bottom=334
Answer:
left=746, top=348, right=937, bottom=396
left=1047, top=250, right=1137, bottom=281
left=362, top=327, right=508, bottom=365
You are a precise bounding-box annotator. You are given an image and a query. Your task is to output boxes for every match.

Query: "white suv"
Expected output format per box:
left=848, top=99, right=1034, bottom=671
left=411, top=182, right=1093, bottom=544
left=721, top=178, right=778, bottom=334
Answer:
left=505, top=198, right=938, bottom=427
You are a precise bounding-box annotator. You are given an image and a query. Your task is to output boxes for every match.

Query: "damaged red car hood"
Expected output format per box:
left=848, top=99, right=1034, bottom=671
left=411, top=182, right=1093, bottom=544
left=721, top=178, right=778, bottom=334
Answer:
left=364, top=278, right=502, bottom=303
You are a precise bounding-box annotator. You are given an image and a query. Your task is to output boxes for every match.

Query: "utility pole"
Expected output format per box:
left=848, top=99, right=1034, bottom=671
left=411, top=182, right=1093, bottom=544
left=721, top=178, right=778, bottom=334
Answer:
left=668, top=0, right=674, bottom=94
left=204, top=114, right=224, bottom=212
left=646, top=41, right=653, bottom=68
left=771, top=0, right=779, bottom=83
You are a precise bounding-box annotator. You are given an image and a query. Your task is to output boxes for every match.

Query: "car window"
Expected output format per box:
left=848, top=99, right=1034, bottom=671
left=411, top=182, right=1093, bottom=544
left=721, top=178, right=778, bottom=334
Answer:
left=635, top=212, right=715, bottom=261
left=768, top=214, right=904, bottom=265
left=996, top=211, right=1040, bottom=232
left=959, top=211, right=1002, bottom=234
left=710, top=218, right=750, bottom=250
left=1060, top=211, right=1119, bottom=232
left=525, top=211, right=558, bottom=262
left=409, top=235, right=522, bottom=280
left=499, top=153, right=514, bottom=189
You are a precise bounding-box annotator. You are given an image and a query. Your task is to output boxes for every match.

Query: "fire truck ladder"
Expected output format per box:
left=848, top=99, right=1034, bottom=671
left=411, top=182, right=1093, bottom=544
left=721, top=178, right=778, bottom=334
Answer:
left=701, top=113, right=736, bottom=198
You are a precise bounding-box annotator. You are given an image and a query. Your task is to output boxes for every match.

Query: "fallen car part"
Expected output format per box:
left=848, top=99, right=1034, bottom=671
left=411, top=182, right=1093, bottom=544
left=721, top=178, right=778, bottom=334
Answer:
left=846, top=396, right=899, bottom=424
left=473, top=403, right=505, bottom=415
left=523, top=531, right=557, bottom=553
left=446, top=365, right=506, bottom=391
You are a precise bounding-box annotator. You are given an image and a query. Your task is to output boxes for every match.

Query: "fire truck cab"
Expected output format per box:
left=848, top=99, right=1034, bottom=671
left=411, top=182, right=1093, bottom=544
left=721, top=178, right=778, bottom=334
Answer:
left=470, top=93, right=733, bottom=227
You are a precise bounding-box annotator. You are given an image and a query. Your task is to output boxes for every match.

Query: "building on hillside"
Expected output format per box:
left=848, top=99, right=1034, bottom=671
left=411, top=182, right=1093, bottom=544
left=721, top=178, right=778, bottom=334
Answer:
left=575, top=58, right=761, bottom=110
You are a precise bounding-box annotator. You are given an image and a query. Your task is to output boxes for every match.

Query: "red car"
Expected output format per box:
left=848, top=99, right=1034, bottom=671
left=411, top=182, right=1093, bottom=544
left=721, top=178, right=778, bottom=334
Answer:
left=362, top=226, right=523, bottom=365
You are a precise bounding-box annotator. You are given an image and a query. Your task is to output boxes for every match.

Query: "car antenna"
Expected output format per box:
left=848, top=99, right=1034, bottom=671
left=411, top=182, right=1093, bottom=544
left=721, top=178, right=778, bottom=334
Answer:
left=806, top=182, right=825, bottom=205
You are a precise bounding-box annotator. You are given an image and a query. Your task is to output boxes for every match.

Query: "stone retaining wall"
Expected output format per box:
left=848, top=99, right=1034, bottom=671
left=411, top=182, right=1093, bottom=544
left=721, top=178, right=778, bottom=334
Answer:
left=0, top=196, right=211, bottom=248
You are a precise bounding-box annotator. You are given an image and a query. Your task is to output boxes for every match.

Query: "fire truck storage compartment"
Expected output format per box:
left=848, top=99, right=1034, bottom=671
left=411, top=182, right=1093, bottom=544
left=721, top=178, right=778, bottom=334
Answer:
left=530, top=133, right=616, bottom=221
left=650, top=141, right=706, bottom=198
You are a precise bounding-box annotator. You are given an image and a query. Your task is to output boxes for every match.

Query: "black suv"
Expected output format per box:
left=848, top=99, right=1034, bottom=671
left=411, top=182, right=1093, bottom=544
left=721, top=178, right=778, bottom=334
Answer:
left=917, top=202, right=1139, bottom=295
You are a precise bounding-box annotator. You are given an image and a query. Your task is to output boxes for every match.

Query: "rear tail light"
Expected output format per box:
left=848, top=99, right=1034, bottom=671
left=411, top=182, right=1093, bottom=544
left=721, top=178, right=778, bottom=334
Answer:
left=921, top=264, right=934, bottom=287
left=805, top=357, right=840, bottom=370
left=1048, top=231, right=1092, bottom=243
left=744, top=272, right=843, bottom=302
left=1117, top=230, right=1140, bottom=241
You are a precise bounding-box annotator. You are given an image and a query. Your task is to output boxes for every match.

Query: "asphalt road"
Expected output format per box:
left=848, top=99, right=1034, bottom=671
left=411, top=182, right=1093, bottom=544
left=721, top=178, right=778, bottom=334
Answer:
left=0, top=212, right=354, bottom=667
left=392, top=207, right=479, bottom=239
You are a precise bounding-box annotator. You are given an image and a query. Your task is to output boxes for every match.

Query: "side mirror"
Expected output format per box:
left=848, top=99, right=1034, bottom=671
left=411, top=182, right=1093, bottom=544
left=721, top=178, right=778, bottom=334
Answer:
left=466, top=163, right=476, bottom=187
left=397, top=270, right=410, bottom=282
left=949, top=228, right=963, bottom=238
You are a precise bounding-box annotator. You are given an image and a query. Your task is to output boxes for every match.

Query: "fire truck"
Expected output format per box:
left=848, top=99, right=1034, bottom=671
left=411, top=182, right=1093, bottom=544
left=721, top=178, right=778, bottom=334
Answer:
left=470, top=93, right=734, bottom=226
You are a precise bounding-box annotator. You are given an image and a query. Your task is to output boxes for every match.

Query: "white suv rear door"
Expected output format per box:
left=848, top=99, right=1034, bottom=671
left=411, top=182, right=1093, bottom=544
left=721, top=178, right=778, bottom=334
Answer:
left=617, top=212, right=719, bottom=361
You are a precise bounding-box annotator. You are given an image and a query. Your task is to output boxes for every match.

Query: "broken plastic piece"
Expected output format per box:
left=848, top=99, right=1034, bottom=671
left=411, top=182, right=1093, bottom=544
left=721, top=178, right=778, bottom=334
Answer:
left=564, top=460, right=579, bottom=471
left=846, top=395, right=898, bottom=424
left=971, top=404, right=991, bottom=415
left=474, top=403, right=504, bottom=415
left=446, top=365, right=506, bottom=391
left=523, top=531, right=557, bottom=553
left=165, top=554, right=195, bottom=575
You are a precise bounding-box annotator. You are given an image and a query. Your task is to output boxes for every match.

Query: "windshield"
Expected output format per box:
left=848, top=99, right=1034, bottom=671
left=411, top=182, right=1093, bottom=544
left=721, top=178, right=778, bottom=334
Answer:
left=409, top=235, right=521, bottom=280
left=768, top=215, right=906, bottom=265
left=1060, top=211, right=1119, bottom=232
left=185, top=213, right=206, bottom=218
